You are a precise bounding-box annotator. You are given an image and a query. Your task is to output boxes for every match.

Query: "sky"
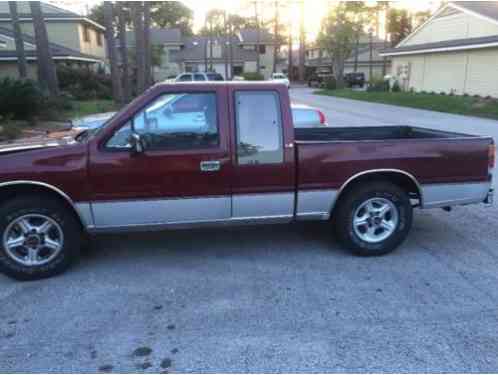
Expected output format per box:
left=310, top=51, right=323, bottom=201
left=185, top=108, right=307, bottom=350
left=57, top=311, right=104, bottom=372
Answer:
left=50, top=0, right=442, bottom=41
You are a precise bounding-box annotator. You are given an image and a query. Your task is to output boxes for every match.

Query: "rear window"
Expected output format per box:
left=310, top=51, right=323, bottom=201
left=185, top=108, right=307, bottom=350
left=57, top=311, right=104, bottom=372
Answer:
left=207, top=73, right=224, bottom=81
left=292, top=108, right=320, bottom=126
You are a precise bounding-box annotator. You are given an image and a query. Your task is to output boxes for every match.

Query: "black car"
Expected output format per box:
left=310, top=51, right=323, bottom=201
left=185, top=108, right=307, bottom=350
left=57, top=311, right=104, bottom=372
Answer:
left=307, top=73, right=334, bottom=88
left=344, top=72, right=365, bottom=87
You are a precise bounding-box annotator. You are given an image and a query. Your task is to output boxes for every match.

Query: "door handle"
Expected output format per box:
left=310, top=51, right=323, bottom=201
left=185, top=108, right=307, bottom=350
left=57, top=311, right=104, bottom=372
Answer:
left=200, top=160, right=221, bottom=172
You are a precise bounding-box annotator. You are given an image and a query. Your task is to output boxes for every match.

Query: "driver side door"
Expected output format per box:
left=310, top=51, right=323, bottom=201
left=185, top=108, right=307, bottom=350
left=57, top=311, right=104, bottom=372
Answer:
left=88, top=86, right=232, bottom=230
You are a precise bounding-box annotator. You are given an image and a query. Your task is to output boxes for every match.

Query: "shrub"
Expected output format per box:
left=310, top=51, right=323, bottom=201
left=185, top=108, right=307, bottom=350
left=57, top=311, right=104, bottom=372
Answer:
left=324, top=76, right=337, bottom=90
left=57, top=66, right=112, bottom=100
left=367, top=77, right=389, bottom=92
left=0, top=78, right=42, bottom=120
left=241, top=72, right=265, bottom=81
left=38, top=94, right=74, bottom=121
left=391, top=81, right=401, bottom=92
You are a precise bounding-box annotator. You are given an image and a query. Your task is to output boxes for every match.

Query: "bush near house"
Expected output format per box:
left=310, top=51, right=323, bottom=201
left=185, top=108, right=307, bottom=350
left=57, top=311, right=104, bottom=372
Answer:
left=241, top=72, right=265, bottom=81
left=0, top=78, right=42, bottom=120
left=57, top=66, right=112, bottom=100
left=315, top=89, right=498, bottom=120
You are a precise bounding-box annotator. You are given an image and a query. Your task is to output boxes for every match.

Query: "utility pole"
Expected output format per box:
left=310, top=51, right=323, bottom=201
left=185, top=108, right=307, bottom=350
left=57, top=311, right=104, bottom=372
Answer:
left=133, top=2, right=146, bottom=95
left=209, top=18, right=213, bottom=71
left=228, top=15, right=234, bottom=80
left=369, top=27, right=374, bottom=80
left=9, top=2, right=27, bottom=78
left=298, top=0, right=305, bottom=82
left=223, top=11, right=229, bottom=80
left=143, top=1, right=151, bottom=87
left=288, top=10, right=292, bottom=81
left=382, top=2, right=390, bottom=77
left=254, top=1, right=260, bottom=74
left=273, top=0, right=279, bottom=73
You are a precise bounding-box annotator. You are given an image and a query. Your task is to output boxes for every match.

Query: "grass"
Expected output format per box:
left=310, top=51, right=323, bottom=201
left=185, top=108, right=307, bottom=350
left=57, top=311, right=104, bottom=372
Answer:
left=66, top=99, right=118, bottom=119
left=315, top=89, right=498, bottom=120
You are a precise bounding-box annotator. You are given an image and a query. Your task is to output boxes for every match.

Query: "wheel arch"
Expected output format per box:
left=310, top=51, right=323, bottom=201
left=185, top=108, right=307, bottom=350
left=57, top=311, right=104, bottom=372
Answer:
left=0, top=181, right=89, bottom=231
left=332, top=169, right=423, bottom=215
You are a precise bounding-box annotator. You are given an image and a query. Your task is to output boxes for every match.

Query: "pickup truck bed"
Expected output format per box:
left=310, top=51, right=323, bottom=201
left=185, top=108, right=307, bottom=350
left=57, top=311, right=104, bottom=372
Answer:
left=295, top=126, right=479, bottom=142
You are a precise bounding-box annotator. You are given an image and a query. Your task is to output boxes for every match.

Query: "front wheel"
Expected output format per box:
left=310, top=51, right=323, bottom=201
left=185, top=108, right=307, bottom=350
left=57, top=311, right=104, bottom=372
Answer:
left=334, top=181, right=413, bottom=256
left=0, top=196, right=82, bottom=280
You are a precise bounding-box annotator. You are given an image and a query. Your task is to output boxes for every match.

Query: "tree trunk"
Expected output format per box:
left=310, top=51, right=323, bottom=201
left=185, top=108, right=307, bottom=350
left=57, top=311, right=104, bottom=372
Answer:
left=353, top=30, right=359, bottom=73
left=9, top=2, right=27, bottom=79
left=103, top=2, right=122, bottom=104
left=287, top=20, right=292, bottom=81
left=273, top=0, right=279, bottom=74
left=298, top=0, right=305, bottom=81
left=30, top=1, right=58, bottom=96
left=133, top=2, right=146, bottom=95
left=118, top=2, right=131, bottom=103
left=209, top=21, right=213, bottom=71
left=229, top=19, right=234, bottom=80
left=143, top=2, right=152, bottom=87
left=369, top=30, right=373, bottom=80
left=334, top=58, right=345, bottom=88
left=382, top=3, right=389, bottom=77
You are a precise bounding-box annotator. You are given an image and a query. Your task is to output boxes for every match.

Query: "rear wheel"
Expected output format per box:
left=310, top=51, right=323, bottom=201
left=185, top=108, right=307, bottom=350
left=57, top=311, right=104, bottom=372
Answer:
left=334, top=181, right=413, bottom=256
left=0, top=196, right=81, bottom=280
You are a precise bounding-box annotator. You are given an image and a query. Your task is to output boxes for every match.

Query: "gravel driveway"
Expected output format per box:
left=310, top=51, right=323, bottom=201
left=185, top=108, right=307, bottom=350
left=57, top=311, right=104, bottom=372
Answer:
left=2, top=88, right=498, bottom=373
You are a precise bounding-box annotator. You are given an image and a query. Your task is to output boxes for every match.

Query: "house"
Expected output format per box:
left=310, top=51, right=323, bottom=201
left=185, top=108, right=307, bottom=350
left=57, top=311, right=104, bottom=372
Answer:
left=306, top=34, right=390, bottom=80
left=380, top=1, right=498, bottom=97
left=0, top=1, right=106, bottom=79
left=124, top=28, right=278, bottom=81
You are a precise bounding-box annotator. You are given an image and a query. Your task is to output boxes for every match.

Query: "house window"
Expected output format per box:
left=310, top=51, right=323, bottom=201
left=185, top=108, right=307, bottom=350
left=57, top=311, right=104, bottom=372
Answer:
left=0, top=38, right=6, bottom=49
left=258, top=44, right=266, bottom=54
left=96, top=32, right=103, bottom=46
left=83, top=26, right=90, bottom=43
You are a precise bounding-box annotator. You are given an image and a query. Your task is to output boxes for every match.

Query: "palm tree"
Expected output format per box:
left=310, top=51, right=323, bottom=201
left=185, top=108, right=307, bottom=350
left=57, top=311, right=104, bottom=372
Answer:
left=133, top=2, right=146, bottom=95
left=117, top=3, right=131, bottom=103
left=143, top=1, right=152, bottom=88
left=30, top=1, right=58, bottom=96
left=9, top=2, right=27, bottom=78
left=103, top=1, right=122, bottom=104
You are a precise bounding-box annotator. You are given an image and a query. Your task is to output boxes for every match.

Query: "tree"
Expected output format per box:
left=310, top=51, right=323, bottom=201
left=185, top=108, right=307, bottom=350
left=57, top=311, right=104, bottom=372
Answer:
left=9, top=2, right=27, bottom=78
left=30, top=1, right=59, bottom=96
left=118, top=2, right=131, bottom=103
left=387, top=8, right=413, bottom=47
left=317, top=3, right=357, bottom=88
left=103, top=1, right=122, bottom=104
left=133, top=2, right=146, bottom=95
left=199, top=9, right=225, bottom=36
left=150, top=2, right=193, bottom=36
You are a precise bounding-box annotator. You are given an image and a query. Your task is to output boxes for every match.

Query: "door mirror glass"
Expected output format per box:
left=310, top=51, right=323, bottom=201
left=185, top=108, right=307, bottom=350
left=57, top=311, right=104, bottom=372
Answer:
left=128, top=133, right=145, bottom=154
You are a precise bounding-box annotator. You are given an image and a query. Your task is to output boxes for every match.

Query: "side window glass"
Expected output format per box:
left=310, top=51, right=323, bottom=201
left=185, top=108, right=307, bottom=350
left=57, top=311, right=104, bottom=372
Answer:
left=194, top=73, right=206, bottom=81
left=178, top=74, right=192, bottom=82
left=107, top=93, right=219, bottom=150
left=235, top=91, right=283, bottom=165
left=106, top=122, right=133, bottom=148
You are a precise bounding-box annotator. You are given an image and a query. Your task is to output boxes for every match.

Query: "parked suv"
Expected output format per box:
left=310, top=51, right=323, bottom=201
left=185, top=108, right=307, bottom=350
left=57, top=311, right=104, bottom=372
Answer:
left=175, top=72, right=224, bottom=82
left=344, top=72, right=366, bottom=87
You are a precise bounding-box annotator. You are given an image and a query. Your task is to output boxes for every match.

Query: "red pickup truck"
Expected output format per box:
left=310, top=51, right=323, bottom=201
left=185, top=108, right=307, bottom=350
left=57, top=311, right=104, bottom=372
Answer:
left=0, top=82, right=494, bottom=280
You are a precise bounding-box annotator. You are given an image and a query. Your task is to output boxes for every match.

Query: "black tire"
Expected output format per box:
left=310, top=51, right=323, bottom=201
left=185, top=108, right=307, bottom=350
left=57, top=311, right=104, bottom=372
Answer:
left=334, top=181, right=413, bottom=256
left=0, top=196, right=81, bottom=280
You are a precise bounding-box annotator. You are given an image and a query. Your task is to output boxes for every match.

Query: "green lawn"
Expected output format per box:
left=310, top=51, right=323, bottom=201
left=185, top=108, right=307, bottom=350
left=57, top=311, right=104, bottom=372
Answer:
left=66, top=99, right=118, bottom=119
left=316, top=89, right=498, bottom=120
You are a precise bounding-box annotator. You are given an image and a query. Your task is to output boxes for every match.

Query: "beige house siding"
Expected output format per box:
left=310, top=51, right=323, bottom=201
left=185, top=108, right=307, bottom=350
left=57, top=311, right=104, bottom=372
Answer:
left=392, top=48, right=498, bottom=97
left=0, top=62, right=37, bottom=80
left=401, top=12, right=498, bottom=47
left=77, top=24, right=105, bottom=59
left=466, top=49, right=498, bottom=97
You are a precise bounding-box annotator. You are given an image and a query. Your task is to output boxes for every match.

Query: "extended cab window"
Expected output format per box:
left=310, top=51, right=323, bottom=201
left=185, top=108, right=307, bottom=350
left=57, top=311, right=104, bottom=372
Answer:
left=235, top=91, right=283, bottom=165
left=106, top=93, right=219, bottom=150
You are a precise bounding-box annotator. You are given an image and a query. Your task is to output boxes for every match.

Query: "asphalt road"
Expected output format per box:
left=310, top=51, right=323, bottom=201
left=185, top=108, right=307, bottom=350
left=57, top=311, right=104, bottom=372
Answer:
left=2, top=88, right=498, bottom=373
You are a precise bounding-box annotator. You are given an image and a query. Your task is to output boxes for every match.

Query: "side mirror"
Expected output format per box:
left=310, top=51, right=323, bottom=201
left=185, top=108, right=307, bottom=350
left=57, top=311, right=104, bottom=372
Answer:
left=128, top=133, right=145, bottom=154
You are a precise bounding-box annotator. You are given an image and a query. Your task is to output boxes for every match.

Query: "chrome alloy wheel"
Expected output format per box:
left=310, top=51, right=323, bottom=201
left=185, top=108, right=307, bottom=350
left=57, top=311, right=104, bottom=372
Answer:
left=3, top=214, right=64, bottom=267
left=352, top=198, right=399, bottom=244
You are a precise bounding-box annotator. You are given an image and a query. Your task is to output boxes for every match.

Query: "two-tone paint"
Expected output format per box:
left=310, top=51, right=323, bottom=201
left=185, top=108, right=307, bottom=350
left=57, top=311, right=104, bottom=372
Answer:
left=0, top=82, right=493, bottom=233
